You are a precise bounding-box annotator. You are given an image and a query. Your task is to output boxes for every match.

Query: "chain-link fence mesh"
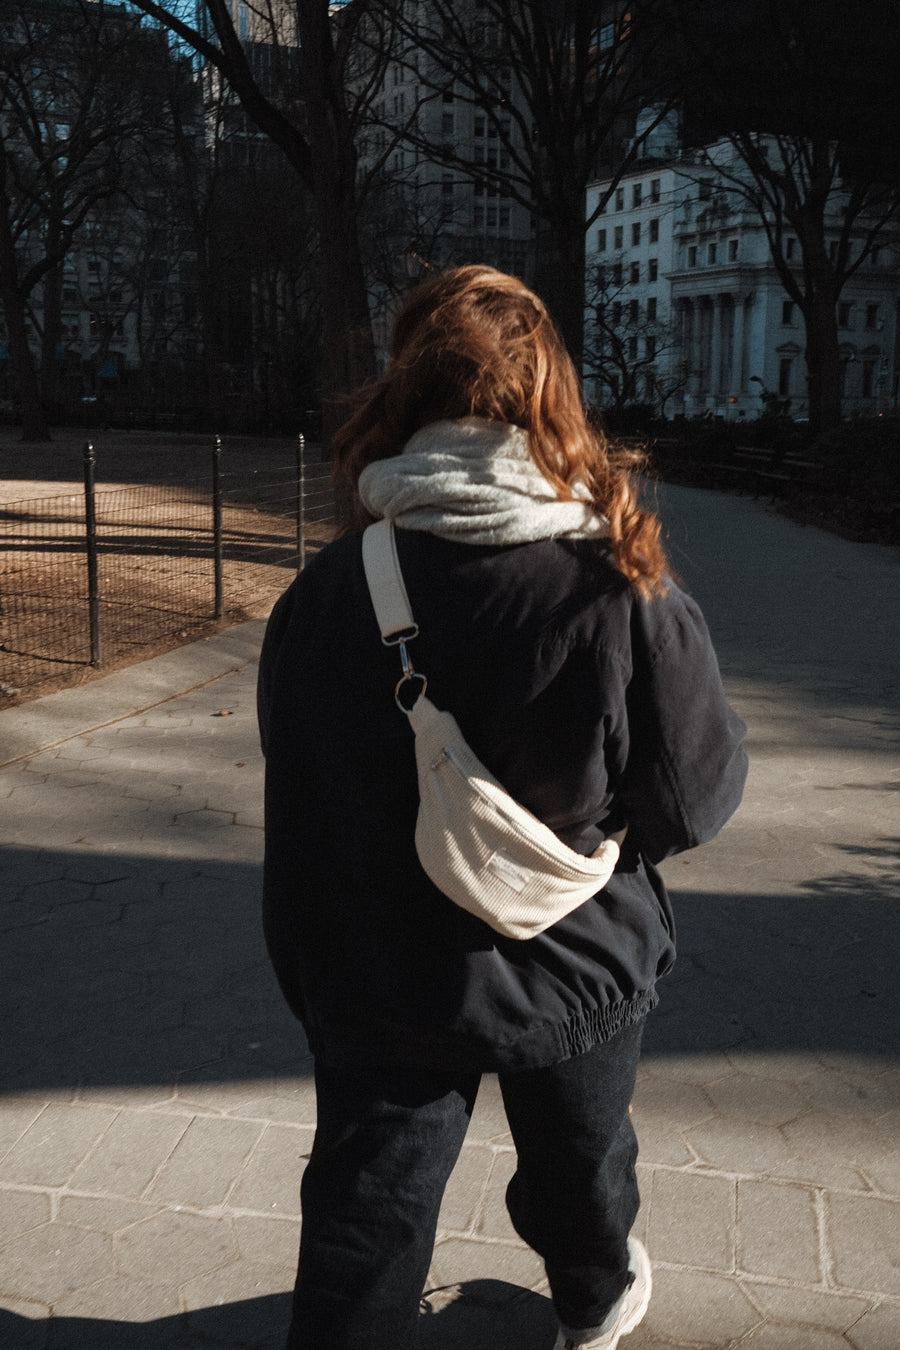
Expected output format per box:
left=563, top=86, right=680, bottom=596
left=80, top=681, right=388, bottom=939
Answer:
left=0, top=442, right=339, bottom=705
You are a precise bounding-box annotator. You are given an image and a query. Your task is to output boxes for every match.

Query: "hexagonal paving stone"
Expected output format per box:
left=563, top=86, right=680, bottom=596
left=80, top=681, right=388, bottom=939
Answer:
left=1, top=1224, right=112, bottom=1302
left=647, top=1171, right=735, bottom=1271
left=685, top=1114, right=802, bottom=1178
left=737, top=1180, right=821, bottom=1283
left=69, top=1110, right=190, bottom=1199
left=225, top=1124, right=311, bottom=1215
left=0, top=1103, right=117, bottom=1187
left=739, top=1323, right=854, bottom=1349
left=846, top=1300, right=900, bottom=1350
left=780, top=1111, right=893, bottom=1188
left=21, top=879, right=93, bottom=907
left=828, top=1194, right=900, bottom=1296
left=631, top=1075, right=716, bottom=1131
left=181, top=1257, right=292, bottom=1311
left=642, top=1265, right=761, bottom=1346
left=0, top=1190, right=52, bottom=1243
left=52, top=1273, right=179, bottom=1323
left=704, top=1073, right=811, bottom=1127
left=115, top=1211, right=237, bottom=1286
left=428, top=1236, right=547, bottom=1294
left=148, top=1115, right=265, bottom=1209
left=171, top=808, right=235, bottom=829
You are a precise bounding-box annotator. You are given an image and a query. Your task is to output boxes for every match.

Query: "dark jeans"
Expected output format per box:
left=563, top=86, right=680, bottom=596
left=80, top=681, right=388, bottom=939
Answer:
left=286, top=1020, right=644, bottom=1350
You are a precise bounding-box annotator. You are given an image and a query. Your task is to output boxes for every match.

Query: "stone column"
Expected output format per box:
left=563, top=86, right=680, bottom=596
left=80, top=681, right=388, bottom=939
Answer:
left=709, top=296, right=724, bottom=400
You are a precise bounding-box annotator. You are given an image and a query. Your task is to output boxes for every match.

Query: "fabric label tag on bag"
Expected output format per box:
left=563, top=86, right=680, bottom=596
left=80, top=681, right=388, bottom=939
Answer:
left=485, top=849, right=530, bottom=893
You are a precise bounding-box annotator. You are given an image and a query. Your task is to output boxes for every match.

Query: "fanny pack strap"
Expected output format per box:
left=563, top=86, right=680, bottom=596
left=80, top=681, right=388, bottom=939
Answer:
left=362, top=519, right=427, bottom=709
left=362, top=518, right=416, bottom=641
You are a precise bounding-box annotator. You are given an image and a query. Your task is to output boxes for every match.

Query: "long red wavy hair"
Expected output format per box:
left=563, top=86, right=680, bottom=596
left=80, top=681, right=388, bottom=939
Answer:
left=332, top=265, right=668, bottom=595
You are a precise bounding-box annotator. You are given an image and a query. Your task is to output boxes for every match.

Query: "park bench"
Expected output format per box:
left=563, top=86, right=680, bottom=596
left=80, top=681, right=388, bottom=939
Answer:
left=708, top=446, right=822, bottom=499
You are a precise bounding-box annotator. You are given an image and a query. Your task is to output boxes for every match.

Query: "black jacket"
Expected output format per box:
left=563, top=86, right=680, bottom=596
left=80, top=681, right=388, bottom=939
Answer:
left=257, top=528, right=747, bottom=1072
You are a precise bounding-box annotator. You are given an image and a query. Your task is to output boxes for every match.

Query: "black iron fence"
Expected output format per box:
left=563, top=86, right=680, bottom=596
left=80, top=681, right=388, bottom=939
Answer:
left=0, top=435, right=339, bottom=704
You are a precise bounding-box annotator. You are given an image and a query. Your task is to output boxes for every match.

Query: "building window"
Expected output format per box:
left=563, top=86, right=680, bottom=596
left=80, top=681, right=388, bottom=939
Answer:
left=612, top=301, right=622, bottom=325
left=632, top=183, right=642, bottom=208
left=728, top=238, right=738, bottom=261
left=782, top=300, right=794, bottom=326
left=646, top=335, right=656, bottom=359
left=778, top=358, right=792, bottom=397
left=838, top=301, right=852, bottom=328
left=648, top=258, right=658, bottom=282
left=866, top=303, right=880, bottom=329
left=597, top=228, right=607, bottom=251
left=628, top=299, right=639, bottom=323
left=699, top=179, right=712, bottom=200
left=615, top=188, right=624, bottom=210
left=650, top=178, right=660, bottom=203
left=647, top=296, right=657, bottom=321
left=614, top=225, right=623, bottom=249
left=631, top=222, right=641, bottom=246
left=627, top=336, right=638, bottom=360
left=649, top=218, right=659, bottom=243
left=862, top=359, right=876, bottom=398
left=612, top=262, right=623, bottom=286
left=785, top=237, right=796, bottom=260
left=630, top=261, right=640, bottom=284
left=688, top=246, right=697, bottom=267
left=442, top=112, right=454, bottom=135
left=708, top=242, right=717, bottom=265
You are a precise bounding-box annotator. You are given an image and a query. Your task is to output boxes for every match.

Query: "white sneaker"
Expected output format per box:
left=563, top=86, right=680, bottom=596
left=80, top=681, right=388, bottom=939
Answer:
left=552, top=1237, right=652, bottom=1350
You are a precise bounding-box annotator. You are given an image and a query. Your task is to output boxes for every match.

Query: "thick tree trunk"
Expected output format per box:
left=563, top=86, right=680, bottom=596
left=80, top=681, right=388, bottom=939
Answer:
left=314, top=180, right=376, bottom=451
left=533, top=215, right=588, bottom=376
left=800, top=239, right=843, bottom=436
left=804, top=301, right=843, bottom=435
left=299, top=3, right=376, bottom=452
left=0, top=224, right=50, bottom=442
left=40, top=262, right=63, bottom=412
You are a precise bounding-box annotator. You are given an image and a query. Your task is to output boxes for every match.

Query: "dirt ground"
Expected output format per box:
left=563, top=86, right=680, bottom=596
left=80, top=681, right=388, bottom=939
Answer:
left=0, top=426, right=337, bottom=709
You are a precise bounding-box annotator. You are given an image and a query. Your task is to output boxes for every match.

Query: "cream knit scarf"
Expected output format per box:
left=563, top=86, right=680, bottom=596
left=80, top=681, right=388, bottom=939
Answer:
left=357, top=418, right=609, bottom=546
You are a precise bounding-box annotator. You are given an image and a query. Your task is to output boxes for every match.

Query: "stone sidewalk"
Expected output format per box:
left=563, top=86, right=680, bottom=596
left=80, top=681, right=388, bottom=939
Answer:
left=0, top=484, right=897, bottom=1349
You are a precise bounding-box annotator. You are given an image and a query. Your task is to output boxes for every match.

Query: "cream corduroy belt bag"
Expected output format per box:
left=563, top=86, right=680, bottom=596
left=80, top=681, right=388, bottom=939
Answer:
left=362, top=519, right=625, bottom=941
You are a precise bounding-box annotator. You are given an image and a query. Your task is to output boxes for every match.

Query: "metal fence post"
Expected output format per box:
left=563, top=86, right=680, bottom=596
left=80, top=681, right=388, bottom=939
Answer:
left=296, top=432, right=306, bottom=571
left=212, top=434, right=224, bottom=618
left=83, top=441, right=102, bottom=668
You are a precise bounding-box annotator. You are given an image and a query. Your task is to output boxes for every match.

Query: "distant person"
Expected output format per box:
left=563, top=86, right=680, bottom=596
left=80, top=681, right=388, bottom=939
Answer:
left=258, top=266, right=747, bottom=1350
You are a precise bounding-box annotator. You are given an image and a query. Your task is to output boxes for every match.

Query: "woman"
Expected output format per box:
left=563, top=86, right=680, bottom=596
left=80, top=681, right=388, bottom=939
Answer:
left=257, top=266, right=747, bottom=1350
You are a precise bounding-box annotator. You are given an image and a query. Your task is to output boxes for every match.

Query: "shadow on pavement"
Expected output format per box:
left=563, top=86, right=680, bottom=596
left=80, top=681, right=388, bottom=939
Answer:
left=0, top=1283, right=555, bottom=1349
left=2, top=839, right=898, bottom=1101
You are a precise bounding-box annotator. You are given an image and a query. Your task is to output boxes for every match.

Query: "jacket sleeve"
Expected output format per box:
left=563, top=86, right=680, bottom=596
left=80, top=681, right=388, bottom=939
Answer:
left=256, top=583, right=295, bottom=759
left=621, top=583, right=748, bottom=864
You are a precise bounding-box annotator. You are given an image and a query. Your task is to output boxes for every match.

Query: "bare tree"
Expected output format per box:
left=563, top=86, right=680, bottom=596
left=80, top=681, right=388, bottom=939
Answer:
left=668, top=0, right=900, bottom=434
left=0, top=0, right=149, bottom=440
left=375, top=0, right=678, bottom=364
left=129, top=0, right=411, bottom=443
left=583, top=256, right=678, bottom=420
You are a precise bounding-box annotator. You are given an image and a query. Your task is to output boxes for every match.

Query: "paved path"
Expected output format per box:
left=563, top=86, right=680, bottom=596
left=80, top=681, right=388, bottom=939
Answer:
left=0, top=485, right=897, bottom=1349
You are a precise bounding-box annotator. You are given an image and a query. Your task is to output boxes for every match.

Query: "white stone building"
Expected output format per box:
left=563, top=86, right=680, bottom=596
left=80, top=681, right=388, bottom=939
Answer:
left=585, top=140, right=900, bottom=421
